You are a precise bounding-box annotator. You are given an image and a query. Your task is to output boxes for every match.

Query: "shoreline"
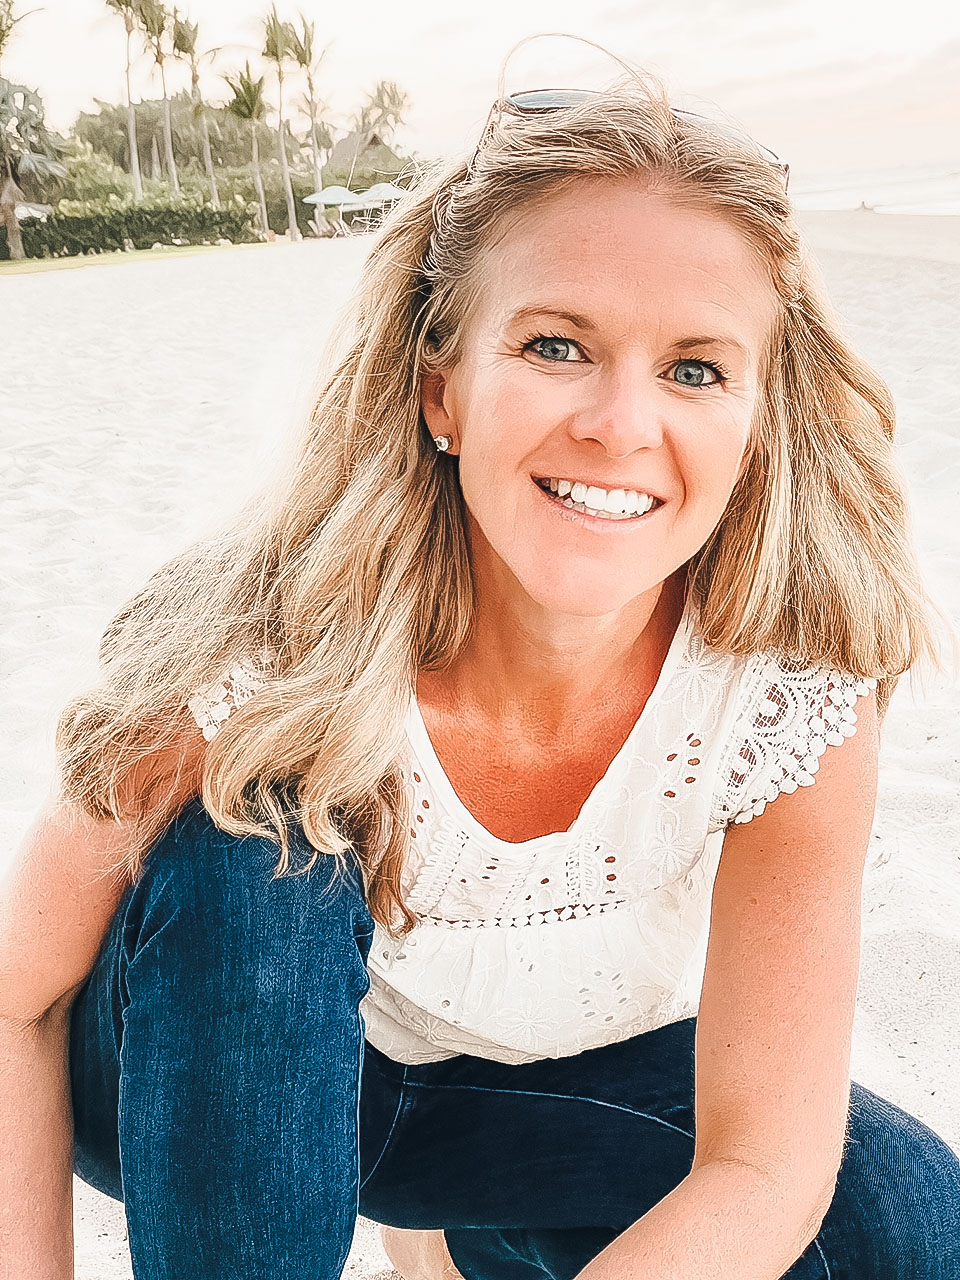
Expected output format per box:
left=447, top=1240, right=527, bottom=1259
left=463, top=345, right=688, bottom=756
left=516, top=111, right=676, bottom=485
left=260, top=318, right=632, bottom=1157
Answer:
left=3, top=208, right=959, bottom=278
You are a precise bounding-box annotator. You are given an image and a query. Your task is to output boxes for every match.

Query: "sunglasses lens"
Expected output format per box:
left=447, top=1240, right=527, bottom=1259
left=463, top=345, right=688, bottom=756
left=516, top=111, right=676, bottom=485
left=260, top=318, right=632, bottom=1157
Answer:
left=508, top=89, right=600, bottom=111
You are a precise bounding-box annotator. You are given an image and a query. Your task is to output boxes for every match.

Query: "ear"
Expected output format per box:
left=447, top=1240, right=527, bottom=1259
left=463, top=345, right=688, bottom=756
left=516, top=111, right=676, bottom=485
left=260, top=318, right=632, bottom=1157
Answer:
left=420, top=368, right=459, bottom=455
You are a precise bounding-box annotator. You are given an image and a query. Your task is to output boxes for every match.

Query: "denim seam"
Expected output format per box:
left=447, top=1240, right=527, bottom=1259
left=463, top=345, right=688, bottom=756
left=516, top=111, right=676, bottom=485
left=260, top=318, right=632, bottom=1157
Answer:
left=812, top=1236, right=831, bottom=1279
left=359, top=1066, right=412, bottom=1194
left=401, top=1081, right=695, bottom=1141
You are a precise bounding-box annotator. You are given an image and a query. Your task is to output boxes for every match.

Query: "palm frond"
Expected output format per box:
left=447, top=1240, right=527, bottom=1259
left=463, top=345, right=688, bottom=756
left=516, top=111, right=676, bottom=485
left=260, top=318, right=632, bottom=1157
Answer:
left=137, top=0, right=169, bottom=50
left=223, top=60, right=265, bottom=123
left=262, top=3, right=296, bottom=66
left=171, top=8, right=197, bottom=58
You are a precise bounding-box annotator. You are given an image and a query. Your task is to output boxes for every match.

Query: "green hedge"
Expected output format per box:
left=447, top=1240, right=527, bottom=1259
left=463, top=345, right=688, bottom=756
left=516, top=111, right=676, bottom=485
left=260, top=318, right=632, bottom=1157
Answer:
left=1, top=202, right=258, bottom=260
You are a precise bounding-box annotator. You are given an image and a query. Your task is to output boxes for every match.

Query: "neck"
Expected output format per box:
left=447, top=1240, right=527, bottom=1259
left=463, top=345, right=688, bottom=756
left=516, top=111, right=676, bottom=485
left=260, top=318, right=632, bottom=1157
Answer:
left=418, top=559, right=688, bottom=740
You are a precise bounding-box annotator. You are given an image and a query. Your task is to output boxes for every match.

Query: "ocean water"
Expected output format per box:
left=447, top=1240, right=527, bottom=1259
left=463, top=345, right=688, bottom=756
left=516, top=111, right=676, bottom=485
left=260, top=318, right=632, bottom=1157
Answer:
left=789, top=164, right=960, bottom=215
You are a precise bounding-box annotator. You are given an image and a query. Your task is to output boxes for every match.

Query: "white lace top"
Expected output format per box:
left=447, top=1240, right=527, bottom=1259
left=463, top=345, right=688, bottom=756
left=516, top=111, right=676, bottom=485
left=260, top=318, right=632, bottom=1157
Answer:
left=187, top=594, right=877, bottom=1066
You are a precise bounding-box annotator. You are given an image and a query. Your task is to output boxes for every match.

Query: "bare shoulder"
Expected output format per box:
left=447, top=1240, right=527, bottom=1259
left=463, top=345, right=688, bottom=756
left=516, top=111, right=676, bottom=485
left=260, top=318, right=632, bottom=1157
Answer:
left=0, top=725, right=206, bottom=1024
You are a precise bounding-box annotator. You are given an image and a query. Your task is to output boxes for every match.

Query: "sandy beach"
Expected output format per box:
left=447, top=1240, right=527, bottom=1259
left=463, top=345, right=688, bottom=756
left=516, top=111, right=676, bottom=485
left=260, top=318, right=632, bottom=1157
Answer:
left=2, top=209, right=958, bottom=1276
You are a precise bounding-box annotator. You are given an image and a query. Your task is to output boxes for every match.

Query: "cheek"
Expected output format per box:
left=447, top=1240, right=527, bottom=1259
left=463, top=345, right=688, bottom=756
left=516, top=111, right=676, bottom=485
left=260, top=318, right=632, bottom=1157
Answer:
left=458, top=372, right=552, bottom=476
left=677, top=410, right=752, bottom=500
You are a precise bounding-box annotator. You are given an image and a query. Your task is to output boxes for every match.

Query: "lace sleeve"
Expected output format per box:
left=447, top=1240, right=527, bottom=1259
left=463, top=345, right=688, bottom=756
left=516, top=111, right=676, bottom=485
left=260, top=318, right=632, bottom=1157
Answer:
left=709, top=654, right=878, bottom=832
left=186, top=652, right=275, bottom=741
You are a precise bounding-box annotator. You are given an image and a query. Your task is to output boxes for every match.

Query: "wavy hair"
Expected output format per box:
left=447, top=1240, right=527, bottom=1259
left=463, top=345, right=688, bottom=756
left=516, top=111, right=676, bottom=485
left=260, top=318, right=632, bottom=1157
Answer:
left=55, top=67, right=948, bottom=936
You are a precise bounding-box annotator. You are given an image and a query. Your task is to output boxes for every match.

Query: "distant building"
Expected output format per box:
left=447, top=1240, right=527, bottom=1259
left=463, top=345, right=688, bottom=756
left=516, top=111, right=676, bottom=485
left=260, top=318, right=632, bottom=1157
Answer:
left=322, top=131, right=405, bottom=188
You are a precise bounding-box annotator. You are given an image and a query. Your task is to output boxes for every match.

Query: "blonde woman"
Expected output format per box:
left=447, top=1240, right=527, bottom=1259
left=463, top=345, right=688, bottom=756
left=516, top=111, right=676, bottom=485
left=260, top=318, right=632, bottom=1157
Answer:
left=3, top=61, right=959, bottom=1280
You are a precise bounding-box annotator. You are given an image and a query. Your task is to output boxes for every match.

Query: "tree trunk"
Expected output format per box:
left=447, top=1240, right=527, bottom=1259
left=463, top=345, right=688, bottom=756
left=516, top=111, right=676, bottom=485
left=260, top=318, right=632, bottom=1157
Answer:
left=194, top=72, right=220, bottom=209
left=158, top=58, right=180, bottom=197
left=275, top=71, right=301, bottom=242
left=251, top=125, right=268, bottom=236
left=307, top=72, right=322, bottom=194
left=1, top=173, right=26, bottom=260
left=151, top=132, right=162, bottom=180
left=125, top=21, right=144, bottom=200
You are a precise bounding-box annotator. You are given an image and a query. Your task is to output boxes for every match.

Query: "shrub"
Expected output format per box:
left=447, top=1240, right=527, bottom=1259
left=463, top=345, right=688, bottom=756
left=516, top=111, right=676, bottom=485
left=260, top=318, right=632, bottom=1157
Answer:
left=0, top=196, right=257, bottom=259
left=51, top=138, right=134, bottom=204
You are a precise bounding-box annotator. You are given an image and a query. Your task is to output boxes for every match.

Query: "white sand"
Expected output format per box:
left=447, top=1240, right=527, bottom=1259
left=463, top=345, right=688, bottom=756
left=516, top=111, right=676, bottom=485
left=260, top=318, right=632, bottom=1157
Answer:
left=1, top=210, right=958, bottom=1276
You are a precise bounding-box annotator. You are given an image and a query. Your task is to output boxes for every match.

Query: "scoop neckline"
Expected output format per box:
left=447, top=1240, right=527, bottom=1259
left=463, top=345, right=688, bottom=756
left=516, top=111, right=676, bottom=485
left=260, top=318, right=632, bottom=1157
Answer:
left=403, top=590, right=697, bottom=854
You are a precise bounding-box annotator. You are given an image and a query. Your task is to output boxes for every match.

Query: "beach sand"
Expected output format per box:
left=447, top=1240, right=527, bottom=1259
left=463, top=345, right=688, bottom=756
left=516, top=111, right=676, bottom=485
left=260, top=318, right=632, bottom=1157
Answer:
left=2, top=210, right=958, bottom=1276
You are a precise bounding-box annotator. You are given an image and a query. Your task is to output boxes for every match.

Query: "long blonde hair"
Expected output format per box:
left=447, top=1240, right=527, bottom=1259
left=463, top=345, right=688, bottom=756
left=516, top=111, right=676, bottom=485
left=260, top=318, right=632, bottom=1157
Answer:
left=56, top=69, right=947, bottom=935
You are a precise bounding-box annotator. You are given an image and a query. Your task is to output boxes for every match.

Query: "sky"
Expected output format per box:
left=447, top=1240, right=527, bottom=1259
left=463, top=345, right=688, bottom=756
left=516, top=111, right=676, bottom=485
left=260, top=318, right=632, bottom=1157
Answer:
left=4, top=0, right=960, bottom=186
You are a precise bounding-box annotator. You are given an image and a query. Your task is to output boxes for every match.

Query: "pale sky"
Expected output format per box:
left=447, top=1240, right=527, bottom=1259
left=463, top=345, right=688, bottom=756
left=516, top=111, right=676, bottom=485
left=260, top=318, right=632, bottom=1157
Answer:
left=5, top=0, right=960, bottom=184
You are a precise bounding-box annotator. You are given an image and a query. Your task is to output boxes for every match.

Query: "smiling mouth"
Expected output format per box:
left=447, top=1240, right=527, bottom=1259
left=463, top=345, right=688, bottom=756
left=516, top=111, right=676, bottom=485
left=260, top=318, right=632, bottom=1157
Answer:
left=532, top=476, right=665, bottom=522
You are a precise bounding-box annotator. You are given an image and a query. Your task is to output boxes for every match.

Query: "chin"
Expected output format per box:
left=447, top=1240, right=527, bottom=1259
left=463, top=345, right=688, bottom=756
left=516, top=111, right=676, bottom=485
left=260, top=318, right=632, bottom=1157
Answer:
left=514, top=566, right=645, bottom=617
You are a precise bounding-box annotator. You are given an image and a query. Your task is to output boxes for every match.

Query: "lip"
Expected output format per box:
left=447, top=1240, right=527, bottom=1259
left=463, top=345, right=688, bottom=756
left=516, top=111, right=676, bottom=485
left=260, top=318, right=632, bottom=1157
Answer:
left=530, top=475, right=664, bottom=528
left=531, top=474, right=664, bottom=503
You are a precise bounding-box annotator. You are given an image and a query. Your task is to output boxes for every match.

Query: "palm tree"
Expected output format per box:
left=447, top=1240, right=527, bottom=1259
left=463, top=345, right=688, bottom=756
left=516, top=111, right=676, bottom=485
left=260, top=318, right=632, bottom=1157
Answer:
left=224, top=62, right=268, bottom=236
left=171, top=8, right=218, bottom=207
left=261, top=3, right=300, bottom=241
left=137, top=0, right=179, bottom=197
left=288, top=13, right=326, bottom=195
left=104, top=0, right=144, bottom=200
left=0, top=79, right=66, bottom=259
left=354, top=79, right=410, bottom=146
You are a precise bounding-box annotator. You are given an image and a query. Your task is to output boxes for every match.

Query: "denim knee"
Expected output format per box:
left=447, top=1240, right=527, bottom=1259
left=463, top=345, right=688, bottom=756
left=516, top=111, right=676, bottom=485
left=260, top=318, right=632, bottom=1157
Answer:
left=815, top=1084, right=960, bottom=1276
left=868, top=1099, right=960, bottom=1269
left=111, top=795, right=377, bottom=1087
left=71, top=795, right=377, bottom=1278
left=129, top=795, right=374, bottom=964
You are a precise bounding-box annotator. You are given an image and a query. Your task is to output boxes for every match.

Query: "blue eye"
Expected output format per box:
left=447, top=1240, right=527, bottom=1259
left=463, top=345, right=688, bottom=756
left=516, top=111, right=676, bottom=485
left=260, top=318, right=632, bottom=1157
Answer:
left=522, top=337, right=730, bottom=386
left=525, top=335, right=584, bottom=363
left=672, top=359, right=726, bottom=387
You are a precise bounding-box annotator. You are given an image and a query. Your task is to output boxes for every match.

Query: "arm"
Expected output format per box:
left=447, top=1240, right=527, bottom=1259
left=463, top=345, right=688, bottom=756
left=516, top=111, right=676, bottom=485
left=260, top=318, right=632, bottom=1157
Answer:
left=574, top=685, right=879, bottom=1280
left=0, top=800, right=132, bottom=1280
left=0, top=738, right=203, bottom=1279
left=1, top=998, right=78, bottom=1280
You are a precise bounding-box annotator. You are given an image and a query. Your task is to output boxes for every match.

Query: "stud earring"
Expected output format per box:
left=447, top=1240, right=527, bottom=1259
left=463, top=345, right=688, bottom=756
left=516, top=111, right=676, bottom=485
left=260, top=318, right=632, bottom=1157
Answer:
left=434, top=435, right=451, bottom=452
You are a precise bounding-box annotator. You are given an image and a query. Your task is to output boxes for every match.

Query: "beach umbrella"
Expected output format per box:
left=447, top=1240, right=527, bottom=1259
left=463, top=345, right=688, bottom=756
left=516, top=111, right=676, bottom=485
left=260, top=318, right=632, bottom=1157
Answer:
left=15, top=202, right=54, bottom=221
left=362, top=181, right=409, bottom=203
left=303, top=185, right=360, bottom=206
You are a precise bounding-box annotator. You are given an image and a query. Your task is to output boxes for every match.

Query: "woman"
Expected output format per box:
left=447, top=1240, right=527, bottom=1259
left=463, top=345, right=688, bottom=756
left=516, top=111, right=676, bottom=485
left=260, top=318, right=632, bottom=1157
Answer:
left=2, top=64, right=958, bottom=1280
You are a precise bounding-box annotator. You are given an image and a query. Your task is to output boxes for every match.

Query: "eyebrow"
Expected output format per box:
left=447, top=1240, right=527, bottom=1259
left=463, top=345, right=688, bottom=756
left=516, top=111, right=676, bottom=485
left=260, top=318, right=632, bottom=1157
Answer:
left=505, top=306, right=751, bottom=359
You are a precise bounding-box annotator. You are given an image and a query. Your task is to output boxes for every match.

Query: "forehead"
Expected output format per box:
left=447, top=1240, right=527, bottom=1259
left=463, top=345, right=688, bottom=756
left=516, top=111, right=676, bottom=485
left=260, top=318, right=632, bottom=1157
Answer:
left=471, top=178, right=777, bottom=349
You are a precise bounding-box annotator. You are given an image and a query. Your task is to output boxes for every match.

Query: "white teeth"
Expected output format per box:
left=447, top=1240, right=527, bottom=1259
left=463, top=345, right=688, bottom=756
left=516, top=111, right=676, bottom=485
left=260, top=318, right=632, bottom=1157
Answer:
left=538, top=476, right=660, bottom=519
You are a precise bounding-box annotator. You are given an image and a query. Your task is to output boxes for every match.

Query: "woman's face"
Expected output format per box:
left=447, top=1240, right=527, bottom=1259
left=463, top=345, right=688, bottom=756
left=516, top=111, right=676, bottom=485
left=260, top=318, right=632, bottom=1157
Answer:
left=422, top=178, right=780, bottom=617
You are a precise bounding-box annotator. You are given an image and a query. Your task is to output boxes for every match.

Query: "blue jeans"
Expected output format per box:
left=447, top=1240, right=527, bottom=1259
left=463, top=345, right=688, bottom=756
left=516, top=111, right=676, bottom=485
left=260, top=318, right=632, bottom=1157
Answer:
left=70, top=799, right=960, bottom=1278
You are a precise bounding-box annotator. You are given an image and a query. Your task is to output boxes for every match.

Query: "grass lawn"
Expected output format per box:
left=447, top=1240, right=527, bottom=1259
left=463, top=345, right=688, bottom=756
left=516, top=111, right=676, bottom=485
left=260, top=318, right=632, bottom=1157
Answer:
left=0, top=239, right=278, bottom=276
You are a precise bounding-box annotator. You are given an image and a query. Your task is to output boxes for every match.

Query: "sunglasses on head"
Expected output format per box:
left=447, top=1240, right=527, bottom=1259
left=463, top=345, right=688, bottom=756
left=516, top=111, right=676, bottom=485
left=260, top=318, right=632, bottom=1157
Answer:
left=467, top=87, right=790, bottom=193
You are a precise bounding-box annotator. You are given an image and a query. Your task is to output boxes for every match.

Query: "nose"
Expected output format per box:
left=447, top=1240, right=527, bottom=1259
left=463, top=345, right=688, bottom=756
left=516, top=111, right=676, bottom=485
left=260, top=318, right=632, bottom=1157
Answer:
left=568, top=361, right=665, bottom=457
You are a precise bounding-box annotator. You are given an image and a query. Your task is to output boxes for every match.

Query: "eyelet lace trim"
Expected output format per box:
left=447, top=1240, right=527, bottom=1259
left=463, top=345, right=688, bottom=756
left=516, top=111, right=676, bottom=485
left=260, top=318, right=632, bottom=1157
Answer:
left=709, top=656, right=878, bottom=830
left=417, top=899, right=630, bottom=929
left=185, top=652, right=274, bottom=741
